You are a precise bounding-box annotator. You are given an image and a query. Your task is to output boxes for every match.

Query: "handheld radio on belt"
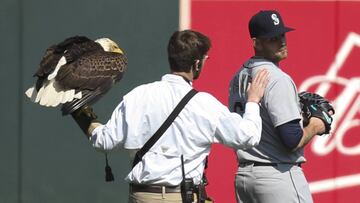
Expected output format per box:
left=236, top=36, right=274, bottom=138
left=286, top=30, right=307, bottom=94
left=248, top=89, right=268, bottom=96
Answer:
left=181, top=155, right=195, bottom=203
left=180, top=155, right=214, bottom=203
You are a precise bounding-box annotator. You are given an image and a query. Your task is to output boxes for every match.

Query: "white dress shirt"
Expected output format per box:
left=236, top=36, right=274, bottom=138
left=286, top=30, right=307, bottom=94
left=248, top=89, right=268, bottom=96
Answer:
left=91, top=74, right=261, bottom=185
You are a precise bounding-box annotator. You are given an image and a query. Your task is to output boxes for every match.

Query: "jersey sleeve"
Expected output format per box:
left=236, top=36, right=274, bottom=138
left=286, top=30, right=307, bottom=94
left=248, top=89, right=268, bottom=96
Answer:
left=264, top=75, right=302, bottom=127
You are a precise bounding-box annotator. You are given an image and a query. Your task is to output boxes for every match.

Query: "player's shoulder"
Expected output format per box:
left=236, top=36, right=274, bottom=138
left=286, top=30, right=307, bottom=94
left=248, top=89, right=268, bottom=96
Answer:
left=242, top=58, right=278, bottom=75
left=245, top=58, right=285, bottom=79
left=244, top=57, right=276, bottom=68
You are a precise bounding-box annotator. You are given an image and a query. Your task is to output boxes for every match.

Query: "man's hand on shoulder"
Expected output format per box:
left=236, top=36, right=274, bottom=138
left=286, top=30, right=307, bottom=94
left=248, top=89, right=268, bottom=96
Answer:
left=247, top=69, right=269, bottom=103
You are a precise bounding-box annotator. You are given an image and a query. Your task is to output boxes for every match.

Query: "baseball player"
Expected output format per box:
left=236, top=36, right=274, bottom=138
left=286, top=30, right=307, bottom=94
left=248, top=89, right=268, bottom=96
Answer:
left=228, top=10, right=334, bottom=203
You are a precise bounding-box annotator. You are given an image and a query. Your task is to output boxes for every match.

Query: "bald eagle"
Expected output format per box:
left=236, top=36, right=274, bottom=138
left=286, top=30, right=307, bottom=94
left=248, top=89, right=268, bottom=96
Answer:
left=25, top=36, right=128, bottom=115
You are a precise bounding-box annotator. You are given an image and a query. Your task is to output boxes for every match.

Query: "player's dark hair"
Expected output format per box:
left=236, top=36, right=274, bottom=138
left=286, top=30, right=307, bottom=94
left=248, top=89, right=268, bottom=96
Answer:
left=167, top=30, right=211, bottom=72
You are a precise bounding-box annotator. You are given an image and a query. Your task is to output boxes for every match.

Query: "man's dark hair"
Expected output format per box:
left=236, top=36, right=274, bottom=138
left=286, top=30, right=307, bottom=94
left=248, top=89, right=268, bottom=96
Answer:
left=167, top=30, right=211, bottom=72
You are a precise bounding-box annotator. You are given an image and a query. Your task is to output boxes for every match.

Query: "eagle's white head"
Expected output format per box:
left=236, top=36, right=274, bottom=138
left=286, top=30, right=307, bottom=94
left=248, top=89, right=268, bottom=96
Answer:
left=95, top=38, right=123, bottom=54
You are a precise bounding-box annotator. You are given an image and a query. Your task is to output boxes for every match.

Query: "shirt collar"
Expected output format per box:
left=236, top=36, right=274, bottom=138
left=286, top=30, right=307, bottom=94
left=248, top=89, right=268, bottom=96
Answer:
left=161, top=74, right=193, bottom=87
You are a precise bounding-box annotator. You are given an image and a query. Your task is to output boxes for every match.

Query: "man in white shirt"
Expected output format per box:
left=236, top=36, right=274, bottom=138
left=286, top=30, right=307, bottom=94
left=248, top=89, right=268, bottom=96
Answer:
left=72, top=29, right=268, bottom=203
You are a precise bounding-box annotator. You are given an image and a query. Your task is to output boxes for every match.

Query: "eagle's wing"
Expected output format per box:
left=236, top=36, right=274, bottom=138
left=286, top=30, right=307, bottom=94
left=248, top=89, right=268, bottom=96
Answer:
left=33, top=36, right=96, bottom=91
left=36, top=45, right=59, bottom=77
left=56, top=51, right=128, bottom=115
left=55, top=36, right=92, bottom=53
left=32, top=45, right=60, bottom=91
left=62, top=40, right=103, bottom=64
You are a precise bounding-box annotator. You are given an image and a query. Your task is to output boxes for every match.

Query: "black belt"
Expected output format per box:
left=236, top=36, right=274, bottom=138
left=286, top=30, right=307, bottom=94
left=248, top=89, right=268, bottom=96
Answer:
left=130, top=184, right=181, bottom=193
left=240, top=162, right=302, bottom=167
left=253, top=162, right=278, bottom=166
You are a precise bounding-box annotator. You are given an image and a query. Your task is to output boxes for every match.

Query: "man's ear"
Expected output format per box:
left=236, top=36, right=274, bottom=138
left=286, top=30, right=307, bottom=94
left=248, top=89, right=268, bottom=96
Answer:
left=252, top=37, right=261, bottom=50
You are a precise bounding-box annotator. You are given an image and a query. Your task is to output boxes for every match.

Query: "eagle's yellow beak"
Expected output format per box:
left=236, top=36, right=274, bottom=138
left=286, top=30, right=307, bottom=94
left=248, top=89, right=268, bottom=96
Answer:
left=112, top=47, right=123, bottom=54
left=95, top=38, right=125, bottom=54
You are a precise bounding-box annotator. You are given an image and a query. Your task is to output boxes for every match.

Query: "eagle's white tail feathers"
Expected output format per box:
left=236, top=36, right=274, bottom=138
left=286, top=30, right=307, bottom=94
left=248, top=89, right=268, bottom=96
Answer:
left=48, top=56, right=66, bottom=80
left=25, top=86, right=38, bottom=102
left=25, top=79, right=82, bottom=107
left=25, top=55, right=84, bottom=107
left=35, top=84, right=46, bottom=103
left=61, top=89, right=73, bottom=103
left=74, top=91, right=82, bottom=99
left=39, top=80, right=59, bottom=106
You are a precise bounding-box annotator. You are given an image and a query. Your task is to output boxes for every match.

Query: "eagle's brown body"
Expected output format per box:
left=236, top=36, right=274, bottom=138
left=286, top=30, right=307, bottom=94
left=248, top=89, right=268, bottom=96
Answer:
left=25, top=36, right=128, bottom=115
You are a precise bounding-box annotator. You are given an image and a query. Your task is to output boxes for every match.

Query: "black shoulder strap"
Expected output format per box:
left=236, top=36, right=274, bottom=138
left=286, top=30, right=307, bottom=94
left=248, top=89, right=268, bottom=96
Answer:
left=132, top=89, right=198, bottom=168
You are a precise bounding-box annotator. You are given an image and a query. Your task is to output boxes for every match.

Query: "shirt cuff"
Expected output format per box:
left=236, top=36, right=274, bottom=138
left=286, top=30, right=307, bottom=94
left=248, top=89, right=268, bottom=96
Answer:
left=90, top=125, right=103, bottom=141
left=245, top=102, right=260, bottom=114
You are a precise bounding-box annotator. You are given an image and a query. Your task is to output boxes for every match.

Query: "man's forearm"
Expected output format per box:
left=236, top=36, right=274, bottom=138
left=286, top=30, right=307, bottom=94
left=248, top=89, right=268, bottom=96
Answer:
left=292, top=117, right=325, bottom=151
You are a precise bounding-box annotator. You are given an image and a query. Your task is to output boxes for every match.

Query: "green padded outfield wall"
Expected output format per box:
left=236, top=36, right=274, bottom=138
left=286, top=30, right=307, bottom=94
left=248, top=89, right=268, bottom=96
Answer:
left=0, top=0, right=179, bottom=202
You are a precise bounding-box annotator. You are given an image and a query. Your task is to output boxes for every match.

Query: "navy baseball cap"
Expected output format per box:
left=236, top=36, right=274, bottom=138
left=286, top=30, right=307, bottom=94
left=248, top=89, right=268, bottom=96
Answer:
left=249, top=10, right=294, bottom=38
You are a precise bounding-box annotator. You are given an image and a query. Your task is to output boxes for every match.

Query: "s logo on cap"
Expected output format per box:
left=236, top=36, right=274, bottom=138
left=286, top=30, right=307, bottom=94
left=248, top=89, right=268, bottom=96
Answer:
left=271, top=14, right=280, bottom=25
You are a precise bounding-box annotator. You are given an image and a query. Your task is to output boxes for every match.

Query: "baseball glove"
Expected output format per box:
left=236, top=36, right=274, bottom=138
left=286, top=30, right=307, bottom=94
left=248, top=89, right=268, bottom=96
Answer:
left=298, top=91, right=335, bottom=135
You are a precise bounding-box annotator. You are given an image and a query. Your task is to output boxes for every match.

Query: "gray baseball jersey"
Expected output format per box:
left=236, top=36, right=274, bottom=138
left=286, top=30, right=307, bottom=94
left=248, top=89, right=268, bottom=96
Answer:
left=229, top=57, right=305, bottom=164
